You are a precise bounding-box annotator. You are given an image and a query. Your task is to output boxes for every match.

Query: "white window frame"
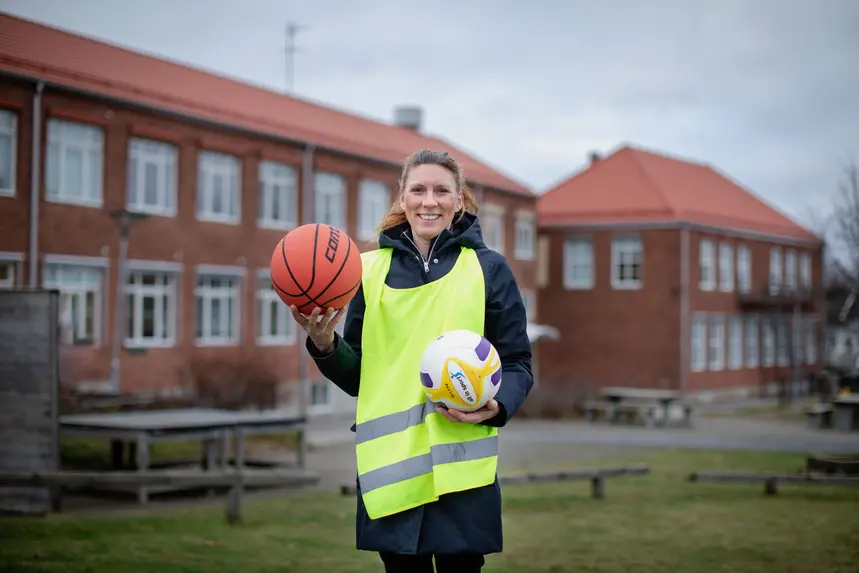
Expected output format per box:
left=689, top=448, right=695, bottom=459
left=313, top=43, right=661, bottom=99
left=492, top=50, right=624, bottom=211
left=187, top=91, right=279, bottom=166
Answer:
left=520, top=289, right=535, bottom=322
left=708, top=314, right=725, bottom=371
left=42, top=256, right=108, bottom=347
left=744, top=315, right=759, bottom=368
left=728, top=316, right=743, bottom=370
left=799, top=252, right=812, bottom=290
left=611, top=236, right=643, bottom=290
left=769, top=247, right=782, bottom=294
left=514, top=210, right=536, bottom=260
left=481, top=203, right=506, bottom=254
left=197, top=150, right=241, bottom=224
left=124, top=261, right=180, bottom=348
left=0, top=109, right=17, bottom=197
left=699, top=239, right=715, bottom=291
left=0, top=251, right=23, bottom=289
left=45, top=119, right=104, bottom=207
left=737, top=244, right=751, bottom=294
left=691, top=313, right=708, bottom=373
left=719, top=242, right=734, bottom=292
left=784, top=249, right=797, bottom=291
left=127, top=137, right=177, bottom=216
left=258, top=160, right=298, bottom=230
left=256, top=268, right=296, bottom=345
left=805, top=316, right=818, bottom=365
left=563, top=237, right=594, bottom=290
left=194, top=265, right=243, bottom=346
left=314, top=172, right=347, bottom=229
left=762, top=316, right=775, bottom=367
left=357, top=179, right=390, bottom=241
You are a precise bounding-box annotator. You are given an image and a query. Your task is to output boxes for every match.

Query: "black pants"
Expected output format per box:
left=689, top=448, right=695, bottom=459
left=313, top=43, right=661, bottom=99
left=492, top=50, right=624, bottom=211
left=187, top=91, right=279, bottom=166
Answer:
left=380, top=551, right=485, bottom=572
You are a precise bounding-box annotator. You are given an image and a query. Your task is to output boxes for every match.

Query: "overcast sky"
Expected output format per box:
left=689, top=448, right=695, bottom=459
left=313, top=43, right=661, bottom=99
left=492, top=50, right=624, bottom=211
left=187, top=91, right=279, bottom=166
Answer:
left=2, top=0, right=857, bottom=232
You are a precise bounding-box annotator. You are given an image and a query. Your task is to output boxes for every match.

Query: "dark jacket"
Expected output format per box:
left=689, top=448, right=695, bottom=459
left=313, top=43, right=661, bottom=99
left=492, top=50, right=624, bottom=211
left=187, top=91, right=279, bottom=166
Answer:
left=306, top=212, right=533, bottom=556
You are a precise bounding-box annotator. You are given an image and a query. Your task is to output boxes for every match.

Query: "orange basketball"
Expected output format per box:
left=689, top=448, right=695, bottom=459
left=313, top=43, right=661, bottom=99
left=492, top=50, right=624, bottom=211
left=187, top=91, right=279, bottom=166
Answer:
left=270, top=223, right=363, bottom=315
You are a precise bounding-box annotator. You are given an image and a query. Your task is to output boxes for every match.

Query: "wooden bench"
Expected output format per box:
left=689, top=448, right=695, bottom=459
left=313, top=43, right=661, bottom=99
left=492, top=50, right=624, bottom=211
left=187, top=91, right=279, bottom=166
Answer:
left=806, top=403, right=833, bottom=430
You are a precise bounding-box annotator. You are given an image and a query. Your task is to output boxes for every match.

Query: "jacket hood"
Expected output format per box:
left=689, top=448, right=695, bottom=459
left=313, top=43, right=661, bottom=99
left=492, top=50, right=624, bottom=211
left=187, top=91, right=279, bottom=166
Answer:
left=378, top=212, right=486, bottom=255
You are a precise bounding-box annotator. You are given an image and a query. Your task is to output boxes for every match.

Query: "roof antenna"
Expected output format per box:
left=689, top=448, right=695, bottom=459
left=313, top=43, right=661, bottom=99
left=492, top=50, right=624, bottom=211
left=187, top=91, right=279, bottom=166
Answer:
left=285, top=21, right=308, bottom=93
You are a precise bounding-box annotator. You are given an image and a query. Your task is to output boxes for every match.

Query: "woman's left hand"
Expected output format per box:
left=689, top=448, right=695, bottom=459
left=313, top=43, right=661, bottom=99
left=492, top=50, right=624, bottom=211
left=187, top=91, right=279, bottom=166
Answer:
left=436, top=399, right=500, bottom=424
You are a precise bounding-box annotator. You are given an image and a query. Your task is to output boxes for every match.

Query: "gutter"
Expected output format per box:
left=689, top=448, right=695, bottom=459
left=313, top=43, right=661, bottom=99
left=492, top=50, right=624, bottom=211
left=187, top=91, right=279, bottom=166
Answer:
left=1, top=70, right=529, bottom=199
left=28, top=81, right=45, bottom=286
left=679, top=224, right=690, bottom=396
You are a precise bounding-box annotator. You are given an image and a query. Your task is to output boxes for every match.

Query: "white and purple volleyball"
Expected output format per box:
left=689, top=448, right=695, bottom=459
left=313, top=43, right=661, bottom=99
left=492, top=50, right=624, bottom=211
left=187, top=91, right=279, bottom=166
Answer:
left=419, top=329, right=502, bottom=412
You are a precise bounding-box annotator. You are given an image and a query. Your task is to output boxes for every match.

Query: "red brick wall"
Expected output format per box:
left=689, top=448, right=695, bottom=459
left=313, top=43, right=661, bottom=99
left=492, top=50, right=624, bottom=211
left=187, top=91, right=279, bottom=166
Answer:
left=0, top=77, right=537, bottom=394
left=536, top=228, right=682, bottom=398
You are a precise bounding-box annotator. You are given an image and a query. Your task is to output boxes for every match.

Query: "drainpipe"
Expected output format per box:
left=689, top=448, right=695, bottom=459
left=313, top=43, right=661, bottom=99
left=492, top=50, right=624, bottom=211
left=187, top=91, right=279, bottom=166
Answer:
left=679, top=224, right=690, bottom=397
left=298, top=144, right=315, bottom=421
left=28, top=81, right=45, bottom=286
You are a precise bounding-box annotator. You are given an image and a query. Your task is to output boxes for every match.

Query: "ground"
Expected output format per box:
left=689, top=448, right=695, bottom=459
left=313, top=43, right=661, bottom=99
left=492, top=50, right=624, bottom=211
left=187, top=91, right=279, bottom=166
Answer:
left=2, top=401, right=857, bottom=572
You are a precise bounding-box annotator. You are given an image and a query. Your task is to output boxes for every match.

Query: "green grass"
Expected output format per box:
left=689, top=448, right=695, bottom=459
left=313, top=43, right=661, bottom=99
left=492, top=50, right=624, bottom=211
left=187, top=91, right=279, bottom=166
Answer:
left=2, top=449, right=858, bottom=573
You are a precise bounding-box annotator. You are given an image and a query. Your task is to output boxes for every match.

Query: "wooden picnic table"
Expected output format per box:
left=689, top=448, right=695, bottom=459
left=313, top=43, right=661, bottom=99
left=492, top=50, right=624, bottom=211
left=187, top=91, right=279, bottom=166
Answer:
left=598, top=387, right=687, bottom=427
left=60, top=408, right=307, bottom=504
left=832, top=395, right=859, bottom=432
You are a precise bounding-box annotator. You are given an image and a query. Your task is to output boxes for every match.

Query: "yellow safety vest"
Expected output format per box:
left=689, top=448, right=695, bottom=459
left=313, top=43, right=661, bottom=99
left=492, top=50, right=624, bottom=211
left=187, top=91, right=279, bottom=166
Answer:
left=356, top=246, right=499, bottom=520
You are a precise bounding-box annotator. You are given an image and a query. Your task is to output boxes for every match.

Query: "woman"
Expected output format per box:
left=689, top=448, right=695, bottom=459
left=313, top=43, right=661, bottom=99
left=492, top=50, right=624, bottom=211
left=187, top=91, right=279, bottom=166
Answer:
left=290, top=149, right=533, bottom=573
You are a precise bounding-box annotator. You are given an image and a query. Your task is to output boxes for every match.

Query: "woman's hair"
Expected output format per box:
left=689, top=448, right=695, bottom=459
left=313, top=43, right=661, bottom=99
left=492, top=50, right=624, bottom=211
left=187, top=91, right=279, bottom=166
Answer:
left=375, top=149, right=479, bottom=235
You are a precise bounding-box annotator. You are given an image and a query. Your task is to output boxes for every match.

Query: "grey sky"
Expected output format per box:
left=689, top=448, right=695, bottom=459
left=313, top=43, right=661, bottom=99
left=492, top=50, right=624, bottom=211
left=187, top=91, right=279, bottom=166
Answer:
left=2, top=0, right=857, bottom=232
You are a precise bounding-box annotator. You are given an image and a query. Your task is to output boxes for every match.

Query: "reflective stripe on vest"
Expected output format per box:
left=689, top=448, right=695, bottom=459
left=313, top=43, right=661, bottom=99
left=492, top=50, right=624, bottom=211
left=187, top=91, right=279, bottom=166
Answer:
left=356, top=246, right=499, bottom=519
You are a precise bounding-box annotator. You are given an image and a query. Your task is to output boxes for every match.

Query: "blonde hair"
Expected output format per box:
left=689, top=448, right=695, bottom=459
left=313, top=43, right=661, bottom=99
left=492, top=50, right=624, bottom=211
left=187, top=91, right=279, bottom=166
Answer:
left=376, top=149, right=479, bottom=236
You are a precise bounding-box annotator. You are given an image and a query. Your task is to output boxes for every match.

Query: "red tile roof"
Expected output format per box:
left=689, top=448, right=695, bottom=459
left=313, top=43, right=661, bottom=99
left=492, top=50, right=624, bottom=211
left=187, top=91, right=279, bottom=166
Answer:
left=0, top=13, right=532, bottom=196
left=538, top=145, right=820, bottom=243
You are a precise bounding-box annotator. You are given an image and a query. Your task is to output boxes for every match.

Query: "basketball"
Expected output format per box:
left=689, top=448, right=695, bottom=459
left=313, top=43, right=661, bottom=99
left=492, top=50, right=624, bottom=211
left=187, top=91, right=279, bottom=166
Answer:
left=270, top=223, right=363, bottom=315
left=419, top=330, right=502, bottom=413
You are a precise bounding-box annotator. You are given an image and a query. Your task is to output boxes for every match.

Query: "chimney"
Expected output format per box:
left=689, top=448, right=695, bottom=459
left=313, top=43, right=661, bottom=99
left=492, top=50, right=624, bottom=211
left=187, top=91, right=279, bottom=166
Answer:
left=589, top=151, right=601, bottom=165
left=393, top=105, right=423, bottom=132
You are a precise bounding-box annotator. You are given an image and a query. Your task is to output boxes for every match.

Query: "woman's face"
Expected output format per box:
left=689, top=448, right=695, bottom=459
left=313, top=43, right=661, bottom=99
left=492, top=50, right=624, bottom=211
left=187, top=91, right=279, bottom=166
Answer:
left=400, top=164, right=463, bottom=242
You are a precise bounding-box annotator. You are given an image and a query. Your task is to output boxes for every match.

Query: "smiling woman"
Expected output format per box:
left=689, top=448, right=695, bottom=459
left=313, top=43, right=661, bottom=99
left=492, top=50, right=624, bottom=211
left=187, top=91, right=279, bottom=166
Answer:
left=289, top=148, right=533, bottom=573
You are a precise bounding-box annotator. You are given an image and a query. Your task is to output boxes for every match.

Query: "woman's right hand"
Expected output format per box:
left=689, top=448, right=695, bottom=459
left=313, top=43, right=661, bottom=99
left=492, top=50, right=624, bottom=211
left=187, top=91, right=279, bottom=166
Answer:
left=290, top=306, right=346, bottom=355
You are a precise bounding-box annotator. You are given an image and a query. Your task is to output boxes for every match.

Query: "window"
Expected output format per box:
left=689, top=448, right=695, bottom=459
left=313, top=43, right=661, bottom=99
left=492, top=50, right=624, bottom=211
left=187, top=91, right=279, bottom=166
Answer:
left=256, top=270, right=295, bottom=345
left=775, top=315, right=788, bottom=366
left=197, top=150, right=241, bottom=223
left=784, top=249, right=796, bottom=291
left=699, top=239, right=715, bottom=291
left=259, top=160, right=298, bottom=230
left=0, top=260, right=16, bottom=288
left=799, top=252, right=811, bottom=290
left=520, top=289, right=535, bottom=321
left=0, top=109, right=17, bottom=196
left=46, top=119, right=104, bottom=206
left=357, top=179, right=390, bottom=240
left=310, top=380, right=330, bottom=407
left=563, top=237, right=594, bottom=289
left=744, top=315, right=759, bottom=368
left=611, top=236, right=642, bottom=289
left=805, top=316, right=818, bottom=365
left=762, top=316, right=775, bottom=366
left=195, top=271, right=242, bottom=345
left=708, top=314, right=725, bottom=371
left=43, top=263, right=104, bottom=346
left=127, top=138, right=177, bottom=216
left=719, top=242, right=734, bottom=292
left=769, top=247, right=782, bottom=294
left=737, top=244, right=751, bottom=294
left=728, top=316, right=743, bottom=369
left=514, top=210, right=536, bottom=260
left=315, top=172, right=346, bottom=229
left=481, top=204, right=505, bottom=253
left=791, top=314, right=804, bottom=365
left=125, top=269, right=178, bottom=347
left=691, top=313, right=707, bottom=372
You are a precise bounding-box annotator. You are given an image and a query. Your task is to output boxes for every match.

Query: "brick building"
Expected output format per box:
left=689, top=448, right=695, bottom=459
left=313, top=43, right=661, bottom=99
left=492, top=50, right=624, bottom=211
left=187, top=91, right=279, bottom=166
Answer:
left=0, top=14, right=538, bottom=414
left=535, top=146, right=824, bottom=403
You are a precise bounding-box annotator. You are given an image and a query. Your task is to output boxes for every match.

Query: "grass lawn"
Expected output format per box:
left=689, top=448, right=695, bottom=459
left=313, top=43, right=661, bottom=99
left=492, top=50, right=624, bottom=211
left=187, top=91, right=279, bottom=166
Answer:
left=1, top=449, right=857, bottom=573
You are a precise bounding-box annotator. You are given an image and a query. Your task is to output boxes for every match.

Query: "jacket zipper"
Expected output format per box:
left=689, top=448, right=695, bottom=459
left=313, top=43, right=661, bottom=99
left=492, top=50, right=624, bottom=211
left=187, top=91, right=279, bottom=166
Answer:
left=403, top=232, right=436, bottom=273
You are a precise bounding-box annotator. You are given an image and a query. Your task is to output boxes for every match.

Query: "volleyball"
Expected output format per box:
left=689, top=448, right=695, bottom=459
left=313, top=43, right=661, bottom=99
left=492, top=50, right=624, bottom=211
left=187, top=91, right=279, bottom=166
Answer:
left=419, top=330, right=502, bottom=413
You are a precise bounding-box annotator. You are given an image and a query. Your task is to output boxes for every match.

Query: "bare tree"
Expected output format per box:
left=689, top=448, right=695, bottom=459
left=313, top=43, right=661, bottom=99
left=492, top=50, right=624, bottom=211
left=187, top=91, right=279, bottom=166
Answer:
left=828, top=161, right=859, bottom=288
